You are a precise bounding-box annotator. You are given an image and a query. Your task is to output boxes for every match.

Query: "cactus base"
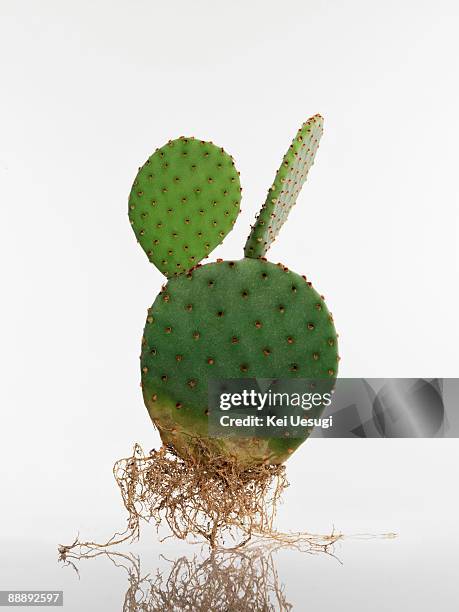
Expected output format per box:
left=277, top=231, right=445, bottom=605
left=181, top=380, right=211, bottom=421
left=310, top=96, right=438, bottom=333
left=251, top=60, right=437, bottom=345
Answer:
left=141, top=258, right=338, bottom=466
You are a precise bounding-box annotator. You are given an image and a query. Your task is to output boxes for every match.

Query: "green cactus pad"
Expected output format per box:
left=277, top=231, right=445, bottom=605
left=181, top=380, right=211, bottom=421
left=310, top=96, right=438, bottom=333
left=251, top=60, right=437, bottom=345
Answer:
left=244, top=115, right=323, bottom=258
left=141, top=258, right=338, bottom=466
left=129, top=137, right=241, bottom=276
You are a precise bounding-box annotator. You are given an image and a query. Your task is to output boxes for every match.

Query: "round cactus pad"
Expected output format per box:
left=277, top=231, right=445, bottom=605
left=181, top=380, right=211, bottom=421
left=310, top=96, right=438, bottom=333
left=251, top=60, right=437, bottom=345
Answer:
left=245, top=115, right=323, bottom=258
left=141, top=258, right=338, bottom=465
left=129, top=137, right=241, bottom=276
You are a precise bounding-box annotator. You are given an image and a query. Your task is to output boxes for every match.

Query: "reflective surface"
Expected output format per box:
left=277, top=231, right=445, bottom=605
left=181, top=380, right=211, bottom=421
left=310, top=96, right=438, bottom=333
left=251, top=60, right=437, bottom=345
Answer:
left=2, top=439, right=459, bottom=611
left=1, top=523, right=457, bottom=612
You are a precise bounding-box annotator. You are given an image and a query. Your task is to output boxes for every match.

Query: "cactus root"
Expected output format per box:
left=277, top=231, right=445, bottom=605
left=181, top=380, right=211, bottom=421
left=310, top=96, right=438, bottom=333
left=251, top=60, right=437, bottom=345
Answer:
left=114, top=443, right=288, bottom=548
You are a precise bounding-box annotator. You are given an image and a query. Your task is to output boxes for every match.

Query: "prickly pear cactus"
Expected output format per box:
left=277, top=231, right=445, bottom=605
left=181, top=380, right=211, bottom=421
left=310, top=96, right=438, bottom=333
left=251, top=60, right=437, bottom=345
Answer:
left=129, top=116, right=339, bottom=467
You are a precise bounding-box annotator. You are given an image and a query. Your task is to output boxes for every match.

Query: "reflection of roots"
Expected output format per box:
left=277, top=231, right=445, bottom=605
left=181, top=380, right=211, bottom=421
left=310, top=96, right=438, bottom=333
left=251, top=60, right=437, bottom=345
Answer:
left=124, top=550, right=292, bottom=612
left=60, top=544, right=305, bottom=611
left=59, top=538, right=397, bottom=611
left=114, top=443, right=290, bottom=548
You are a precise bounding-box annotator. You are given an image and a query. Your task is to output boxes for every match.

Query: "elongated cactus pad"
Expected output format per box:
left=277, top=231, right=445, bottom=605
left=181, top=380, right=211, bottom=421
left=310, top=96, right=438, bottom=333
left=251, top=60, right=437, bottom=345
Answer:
left=129, top=137, right=241, bottom=276
left=141, top=258, right=338, bottom=465
left=244, top=115, right=323, bottom=258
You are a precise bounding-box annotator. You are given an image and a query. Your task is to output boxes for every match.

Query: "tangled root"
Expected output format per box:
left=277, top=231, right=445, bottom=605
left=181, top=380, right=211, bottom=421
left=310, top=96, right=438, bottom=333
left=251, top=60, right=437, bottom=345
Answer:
left=58, top=443, right=396, bottom=556
left=114, top=443, right=289, bottom=548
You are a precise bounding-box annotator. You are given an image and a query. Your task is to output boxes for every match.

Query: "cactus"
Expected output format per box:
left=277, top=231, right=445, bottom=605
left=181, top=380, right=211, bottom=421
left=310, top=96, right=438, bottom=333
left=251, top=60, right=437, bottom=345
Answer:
left=130, top=115, right=338, bottom=467
left=129, top=137, right=241, bottom=276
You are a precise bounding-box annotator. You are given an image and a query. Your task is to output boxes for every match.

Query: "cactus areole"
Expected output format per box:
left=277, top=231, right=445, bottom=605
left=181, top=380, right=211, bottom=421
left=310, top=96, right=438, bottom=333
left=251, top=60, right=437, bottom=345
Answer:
left=129, top=115, right=339, bottom=467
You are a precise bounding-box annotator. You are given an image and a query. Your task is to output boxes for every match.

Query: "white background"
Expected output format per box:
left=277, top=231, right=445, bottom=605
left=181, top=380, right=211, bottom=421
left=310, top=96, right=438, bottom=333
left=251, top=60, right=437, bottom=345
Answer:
left=1, top=1, right=458, bottom=610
